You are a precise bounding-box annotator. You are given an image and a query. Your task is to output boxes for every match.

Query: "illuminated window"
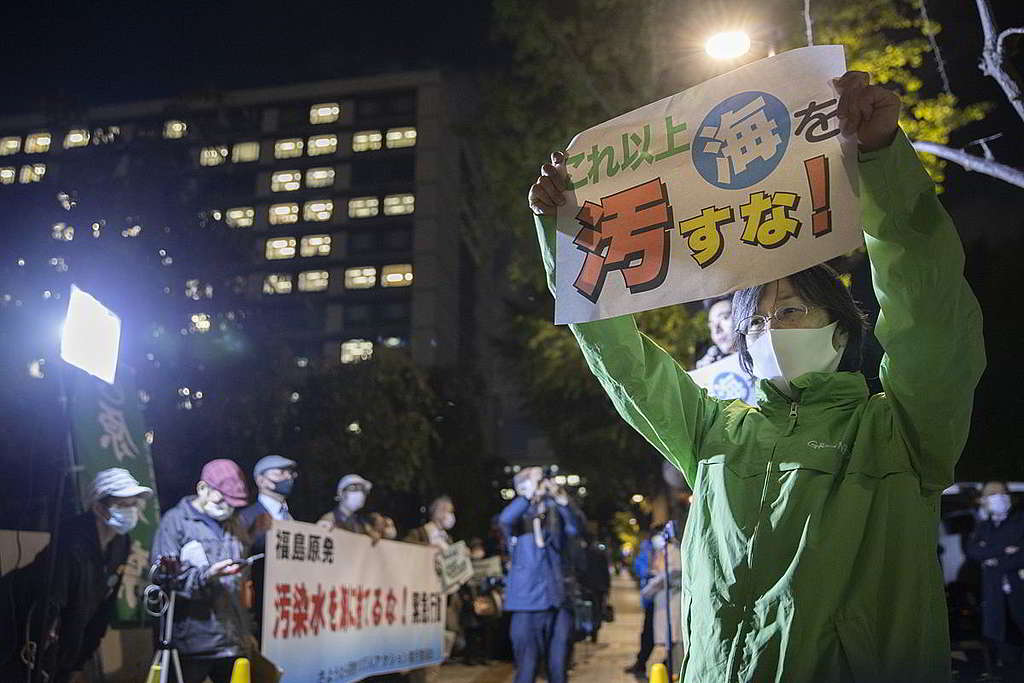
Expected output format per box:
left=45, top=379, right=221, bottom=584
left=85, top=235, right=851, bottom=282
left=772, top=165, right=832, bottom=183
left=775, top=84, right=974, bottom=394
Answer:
left=383, top=193, right=415, bottom=216
left=265, top=237, right=297, bottom=260
left=232, top=141, right=260, bottom=162
left=300, top=234, right=331, bottom=257
left=271, top=170, right=301, bottom=192
left=189, top=313, right=212, bottom=333
left=341, top=339, right=373, bottom=364
left=25, top=133, right=51, bottom=154
left=163, top=120, right=187, bottom=139
left=263, top=273, right=293, bottom=294
left=381, top=263, right=414, bottom=287
left=348, top=196, right=379, bottom=218
left=303, top=199, right=333, bottom=222
left=63, top=129, right=90, bottom=149
left=1, top=137, right=21, bottom=155
left=185, top=279, right=214, bottom=300
left=305, top=166, right=334, bottom=188
left=385, top=127, right=417, bottom=148
left=275, top=138, right=304, bottom=159
left=225, top=207, right=254, bottom=228
left=352, top=130, right=383, bottom=152
left=19, top=164, right=45, bottom=183
left=298, top=270, right=329, bottom=292
left=307, top=134, right=337, bottom=156
left=0, top=167, right=14, bottom=184
left=344, top=266, right=377, bottom=289
left=310, top=102, right=340, bottom=124
left=200, top=146, right=228, bottom=166
left=269, top=203, right=299, bottom=225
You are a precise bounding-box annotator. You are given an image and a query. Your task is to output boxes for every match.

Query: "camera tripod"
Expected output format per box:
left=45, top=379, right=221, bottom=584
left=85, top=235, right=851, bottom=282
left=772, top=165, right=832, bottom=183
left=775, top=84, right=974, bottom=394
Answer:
left=145, top=584, right=184, bottom=683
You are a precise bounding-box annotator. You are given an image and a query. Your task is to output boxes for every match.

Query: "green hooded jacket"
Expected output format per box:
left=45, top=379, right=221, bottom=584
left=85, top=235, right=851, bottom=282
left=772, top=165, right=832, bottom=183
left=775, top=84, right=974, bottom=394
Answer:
left=532, top=132, right=985, bottom=682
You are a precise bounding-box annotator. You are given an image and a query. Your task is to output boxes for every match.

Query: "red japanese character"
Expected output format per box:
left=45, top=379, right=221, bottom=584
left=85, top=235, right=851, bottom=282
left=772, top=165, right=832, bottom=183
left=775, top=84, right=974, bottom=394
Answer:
left=292, top=583, right=310, bottom=638
left=329, top=587, right=339, bottom=631
left=272, top=583, right=292, bottom=639
left=572, top=178, right=673, bottom=303
left=372, top=588, right=383, bottom=627
left=386, top=589, right=397, bottom=626
left=310, top=584, right=327, bottom=635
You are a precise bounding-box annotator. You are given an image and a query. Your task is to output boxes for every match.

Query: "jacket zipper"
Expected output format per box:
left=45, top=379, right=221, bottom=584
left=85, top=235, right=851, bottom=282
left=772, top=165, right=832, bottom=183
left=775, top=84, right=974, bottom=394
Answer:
left=728, top=399, right=800, bottom=680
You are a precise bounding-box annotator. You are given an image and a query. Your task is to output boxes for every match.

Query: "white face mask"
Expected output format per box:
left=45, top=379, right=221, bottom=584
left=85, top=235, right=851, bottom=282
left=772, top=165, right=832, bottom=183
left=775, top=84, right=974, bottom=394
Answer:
left=986, top=493, right=1012, bottom=516
left=441, top=512, right=456, bottom=530
left=202, top=499, right=233, bottom=521
left=749, top=322, right=845, bottom=395
left=651, top=535, right=666, bottom=551
left=341, top=491, right=366, bottom=512
left=105, top=505, right=139, bottom=534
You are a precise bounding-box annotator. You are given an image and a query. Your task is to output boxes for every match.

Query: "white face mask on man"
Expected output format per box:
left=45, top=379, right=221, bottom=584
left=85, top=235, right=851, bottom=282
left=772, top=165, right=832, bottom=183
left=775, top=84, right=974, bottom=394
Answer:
left=985, top=493, right=1012, bottom=517
left=341, top=491, right=366, bottom=512
left=105, top=505, right=140, bottom=534
left=749, top=322, right=846, bottom=395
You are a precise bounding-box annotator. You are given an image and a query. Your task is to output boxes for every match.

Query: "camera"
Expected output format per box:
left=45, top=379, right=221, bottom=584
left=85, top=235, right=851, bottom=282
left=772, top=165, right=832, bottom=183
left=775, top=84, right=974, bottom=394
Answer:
left=149, top=554, right=186, bottom=592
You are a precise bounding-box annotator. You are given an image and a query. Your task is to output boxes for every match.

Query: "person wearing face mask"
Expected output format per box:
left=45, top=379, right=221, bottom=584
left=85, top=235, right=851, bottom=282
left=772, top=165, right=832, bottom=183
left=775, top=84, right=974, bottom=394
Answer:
left=499, top=467, right=579, bottom=683
left=528, top=71, right=985, bottom=682
left=317, top=474, right=379, bottom=541
left=965, top=482, right=1024, bottom=675
left=0, top=468, right=151, bottom=683
left=406, top=495, right=457, bottom=549
left=149, top=459, right=256, bottom=683
left=640, top=526, right=683, bottom=677
left=238, top=455, right=299, bottom=643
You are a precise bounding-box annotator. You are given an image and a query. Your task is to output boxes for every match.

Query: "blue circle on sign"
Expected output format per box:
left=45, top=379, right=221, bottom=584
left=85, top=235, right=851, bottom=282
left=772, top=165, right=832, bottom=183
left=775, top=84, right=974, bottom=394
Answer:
left=692, top=91, right=791, bottom=190
left=710, top=371, right=755, bottom=403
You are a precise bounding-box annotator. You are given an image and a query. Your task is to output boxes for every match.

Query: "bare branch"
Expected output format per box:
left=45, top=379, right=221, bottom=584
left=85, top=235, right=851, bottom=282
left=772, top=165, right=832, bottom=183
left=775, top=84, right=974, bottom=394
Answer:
left=917, top=0, right=952, bottom=95
left=975, top=0, right=1024, bottom=124
left=803, top=0, right=814, bottom=47
left=913, top=140, right=1024, bottom=189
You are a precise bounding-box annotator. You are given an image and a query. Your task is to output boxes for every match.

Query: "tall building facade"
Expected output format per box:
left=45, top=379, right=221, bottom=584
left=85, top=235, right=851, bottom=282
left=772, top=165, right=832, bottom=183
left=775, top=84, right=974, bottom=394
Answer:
left=0, top=70, right=465, bottom=369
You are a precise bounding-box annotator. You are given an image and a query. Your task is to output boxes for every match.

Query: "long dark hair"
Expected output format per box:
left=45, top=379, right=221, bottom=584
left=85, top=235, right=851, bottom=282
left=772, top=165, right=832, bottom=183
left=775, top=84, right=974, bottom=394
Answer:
left=731, top=264, right=869, bottom=375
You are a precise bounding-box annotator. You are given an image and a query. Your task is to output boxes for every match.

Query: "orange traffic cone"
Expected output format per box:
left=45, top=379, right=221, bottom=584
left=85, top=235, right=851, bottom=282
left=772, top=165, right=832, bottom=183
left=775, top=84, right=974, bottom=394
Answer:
left=230, top=657, right=251, bottom=683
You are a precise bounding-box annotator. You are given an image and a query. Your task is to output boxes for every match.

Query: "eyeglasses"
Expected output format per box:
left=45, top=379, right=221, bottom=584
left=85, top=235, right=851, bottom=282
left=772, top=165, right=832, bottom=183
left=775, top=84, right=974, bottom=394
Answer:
left=736, top=305, right=817, bottom=338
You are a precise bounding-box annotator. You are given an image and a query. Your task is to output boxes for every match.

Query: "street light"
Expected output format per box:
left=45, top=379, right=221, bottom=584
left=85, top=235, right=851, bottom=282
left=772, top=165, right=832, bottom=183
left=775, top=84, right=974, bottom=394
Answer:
left=705, top=30, right=752, bottom=60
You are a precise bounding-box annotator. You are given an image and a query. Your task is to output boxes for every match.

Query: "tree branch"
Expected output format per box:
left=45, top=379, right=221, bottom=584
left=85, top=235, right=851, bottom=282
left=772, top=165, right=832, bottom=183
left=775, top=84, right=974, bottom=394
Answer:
left=913, top=140, right=1024, bottom=189
left=975, top=0, right=1024, bottom=124
left=918, top=0, right=953, bottom=95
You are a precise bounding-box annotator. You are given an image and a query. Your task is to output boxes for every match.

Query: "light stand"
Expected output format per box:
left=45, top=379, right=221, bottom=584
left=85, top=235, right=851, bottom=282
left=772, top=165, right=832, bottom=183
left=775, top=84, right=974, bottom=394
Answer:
left=23, top=285, right=122, bottom=683
left=145, top=565, right=186, bottom=683
left=659, top=521, right=677, bottom=679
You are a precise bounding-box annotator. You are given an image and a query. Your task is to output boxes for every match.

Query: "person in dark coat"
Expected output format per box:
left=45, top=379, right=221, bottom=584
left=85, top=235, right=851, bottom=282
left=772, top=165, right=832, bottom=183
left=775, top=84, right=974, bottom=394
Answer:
left=0, top=468, right=152, bottom=683
left=499, top=467, right=579, bottom=683
left=964, top=481, right=1024, bottom=674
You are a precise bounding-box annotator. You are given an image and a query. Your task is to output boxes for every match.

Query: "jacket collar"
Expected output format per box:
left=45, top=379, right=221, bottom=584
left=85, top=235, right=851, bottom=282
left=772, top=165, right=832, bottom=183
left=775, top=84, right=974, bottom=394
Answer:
left=755, top=371, right=869, bottom=410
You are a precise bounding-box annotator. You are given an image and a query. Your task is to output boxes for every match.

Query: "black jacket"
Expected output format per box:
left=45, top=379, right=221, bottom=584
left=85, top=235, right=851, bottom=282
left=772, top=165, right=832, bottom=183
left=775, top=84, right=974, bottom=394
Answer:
left=964, top=510, right=1024, bottom=642
left=0, top=512, right=130, bottom=681
left=149, top=496, right=253, bottom=658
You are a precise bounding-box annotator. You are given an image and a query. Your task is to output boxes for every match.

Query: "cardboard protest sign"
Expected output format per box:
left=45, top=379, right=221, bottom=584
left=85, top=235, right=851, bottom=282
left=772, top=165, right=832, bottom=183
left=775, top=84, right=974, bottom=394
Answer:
left=554, top=46, right=860, bottom=324
left=687, top=353, right=757, bottom=404
left=438, top=541, right=474, bottom=595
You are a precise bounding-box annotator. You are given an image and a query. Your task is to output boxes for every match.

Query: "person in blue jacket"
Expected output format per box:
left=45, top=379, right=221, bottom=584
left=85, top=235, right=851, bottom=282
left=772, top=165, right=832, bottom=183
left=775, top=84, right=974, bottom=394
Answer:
left=499, top=466, right=579, bottom=683
left=624, top=533, right=656, bottom=678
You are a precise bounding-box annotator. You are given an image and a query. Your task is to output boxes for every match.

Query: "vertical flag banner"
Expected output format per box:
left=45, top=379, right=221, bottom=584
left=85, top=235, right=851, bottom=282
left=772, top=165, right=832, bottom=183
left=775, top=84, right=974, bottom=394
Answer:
left=263, top=520, right=445, bottom=683
left=71, top=364, right=160, bottom=623
left=555, top=46, right=859, bottom=324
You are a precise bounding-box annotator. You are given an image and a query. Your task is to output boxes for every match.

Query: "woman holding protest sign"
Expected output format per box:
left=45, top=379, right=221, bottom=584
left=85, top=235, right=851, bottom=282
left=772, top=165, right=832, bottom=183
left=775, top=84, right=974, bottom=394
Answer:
left=526, top=70, right=984, bottom=682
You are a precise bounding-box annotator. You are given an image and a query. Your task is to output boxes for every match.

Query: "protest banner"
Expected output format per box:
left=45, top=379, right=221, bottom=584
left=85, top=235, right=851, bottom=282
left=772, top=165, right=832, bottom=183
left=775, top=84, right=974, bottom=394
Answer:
left=687, top=353, right=756, bottom=404
left=554, top=46, right=860, bottom=324
left=71, top=365, right=160, bottom=623
left=262, top=520, right=444, bottom=683
left=438, top=540, right=474, bottom=595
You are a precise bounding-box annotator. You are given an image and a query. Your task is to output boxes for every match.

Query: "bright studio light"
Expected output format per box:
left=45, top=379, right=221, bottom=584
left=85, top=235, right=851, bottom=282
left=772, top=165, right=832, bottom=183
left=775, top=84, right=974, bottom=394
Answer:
left=60, top=285, right=121, bottom=384
left=705, top=31, right=752, bottom=60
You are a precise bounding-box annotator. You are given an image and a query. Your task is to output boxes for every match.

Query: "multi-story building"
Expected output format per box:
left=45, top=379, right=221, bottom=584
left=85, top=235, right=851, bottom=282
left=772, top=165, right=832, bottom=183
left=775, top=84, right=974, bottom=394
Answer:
left=0, top=70, right=466, bottom=369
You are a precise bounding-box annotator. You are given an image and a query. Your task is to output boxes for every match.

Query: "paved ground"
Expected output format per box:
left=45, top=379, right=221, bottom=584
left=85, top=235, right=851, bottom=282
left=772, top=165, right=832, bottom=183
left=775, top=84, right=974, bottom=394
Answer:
left=434, top=574, right=657, bottom=683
